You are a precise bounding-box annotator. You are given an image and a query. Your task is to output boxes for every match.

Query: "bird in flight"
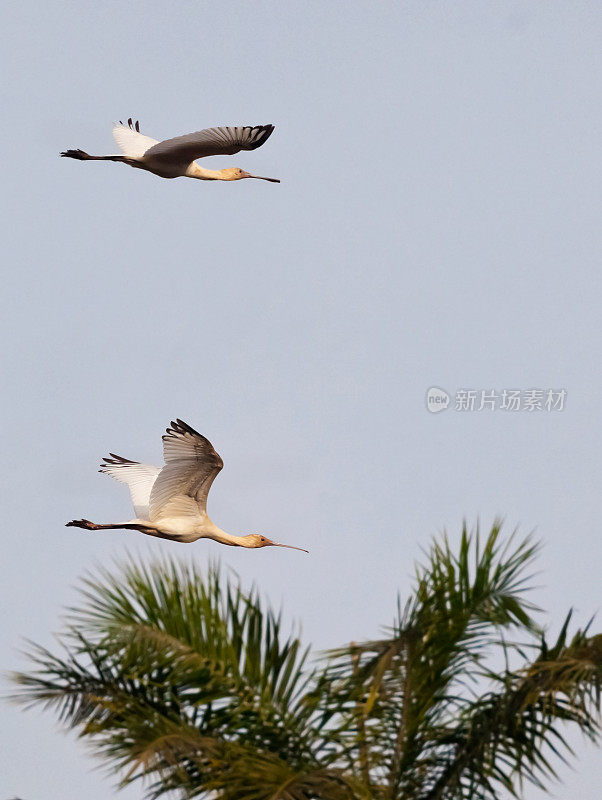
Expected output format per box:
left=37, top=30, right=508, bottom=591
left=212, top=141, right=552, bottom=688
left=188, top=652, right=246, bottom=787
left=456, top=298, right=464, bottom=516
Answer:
left=67, top=419, right=307, bottom=552
left=60, top=118, right=280, bottom=183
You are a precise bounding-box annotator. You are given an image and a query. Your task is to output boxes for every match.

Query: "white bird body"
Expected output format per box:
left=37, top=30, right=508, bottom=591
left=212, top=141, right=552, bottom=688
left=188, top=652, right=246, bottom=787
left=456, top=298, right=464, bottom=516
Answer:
left=61, top=119, right=280, bottom=183
left=123, top=515, right=229, bottom=546
left=66, top=419, right=307, bottom=553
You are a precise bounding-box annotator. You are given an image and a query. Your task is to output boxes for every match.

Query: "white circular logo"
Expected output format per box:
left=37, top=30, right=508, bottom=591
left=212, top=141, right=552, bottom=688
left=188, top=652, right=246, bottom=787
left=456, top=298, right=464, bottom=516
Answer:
left=426, top=387, right=450, bottom=413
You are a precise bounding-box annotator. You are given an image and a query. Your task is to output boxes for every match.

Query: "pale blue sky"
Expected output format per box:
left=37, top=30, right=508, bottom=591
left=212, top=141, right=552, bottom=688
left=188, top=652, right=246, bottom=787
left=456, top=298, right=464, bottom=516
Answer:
left=2, top=2, right=601, bottom=798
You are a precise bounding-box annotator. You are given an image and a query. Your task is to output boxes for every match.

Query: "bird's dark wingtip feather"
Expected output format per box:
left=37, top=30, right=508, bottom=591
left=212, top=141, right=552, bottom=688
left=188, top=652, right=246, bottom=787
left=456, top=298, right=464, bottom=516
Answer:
left=175, top=418, right=202, bottom=437
left=163, top=419, right=222, bottom=467
left=99, top=453, right=139, bottom=468
left=165, top=418, right=203, bottom=439
left=246, top=124, right=275, bottom=151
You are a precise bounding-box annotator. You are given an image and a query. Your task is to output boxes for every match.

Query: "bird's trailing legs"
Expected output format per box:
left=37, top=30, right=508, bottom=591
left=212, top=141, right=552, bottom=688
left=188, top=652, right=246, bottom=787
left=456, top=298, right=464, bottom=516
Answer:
left=60, top=150, right=134, bottom=164
left=67, top=518, right=126, bottom=530
left=66, top=519, right=169, bottom=539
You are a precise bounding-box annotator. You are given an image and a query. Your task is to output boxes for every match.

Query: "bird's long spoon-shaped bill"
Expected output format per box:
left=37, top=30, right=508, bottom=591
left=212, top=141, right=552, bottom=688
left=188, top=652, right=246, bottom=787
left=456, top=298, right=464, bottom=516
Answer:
left=271, top=541, right=309, bottom=553
left=247, top=174, right=281, bottom=183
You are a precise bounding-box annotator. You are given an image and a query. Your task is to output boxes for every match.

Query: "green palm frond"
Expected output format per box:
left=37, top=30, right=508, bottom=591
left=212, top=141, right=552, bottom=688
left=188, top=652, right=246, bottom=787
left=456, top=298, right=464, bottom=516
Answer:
left=9, top=524, right=602, bottom=800
left=321, top=524, right=541, bottom=787
left=421, top=619, right=602, bottom=800
left=72, top=559, right=311, bottom=713
left=11, top=559, right=335, bottom=797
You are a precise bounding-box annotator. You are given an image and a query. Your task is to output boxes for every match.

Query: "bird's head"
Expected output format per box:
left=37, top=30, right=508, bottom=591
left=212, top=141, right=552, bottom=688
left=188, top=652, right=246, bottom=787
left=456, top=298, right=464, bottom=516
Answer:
left=221, top=167, right=280, bottom=183
left=243, top=533, right=308, bottom=552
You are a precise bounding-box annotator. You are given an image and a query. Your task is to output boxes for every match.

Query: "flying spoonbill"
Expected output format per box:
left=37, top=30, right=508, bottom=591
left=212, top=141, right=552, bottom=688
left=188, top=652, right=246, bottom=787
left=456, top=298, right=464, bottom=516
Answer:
left=60, top=119, right=280, bottom=183
left=66, top=419, right=307, bottom=552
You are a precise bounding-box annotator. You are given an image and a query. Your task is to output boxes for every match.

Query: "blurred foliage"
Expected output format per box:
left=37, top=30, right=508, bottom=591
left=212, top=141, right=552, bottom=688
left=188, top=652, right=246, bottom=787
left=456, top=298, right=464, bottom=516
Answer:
left=11, top=522, right=601, bottom=799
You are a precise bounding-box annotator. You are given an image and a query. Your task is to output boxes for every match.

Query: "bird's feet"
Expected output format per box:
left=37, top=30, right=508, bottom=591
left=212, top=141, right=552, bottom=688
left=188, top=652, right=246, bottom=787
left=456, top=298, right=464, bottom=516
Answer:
left=60, top=149, right=90, bottom=160
left=66, top=518, right=97, bottom=530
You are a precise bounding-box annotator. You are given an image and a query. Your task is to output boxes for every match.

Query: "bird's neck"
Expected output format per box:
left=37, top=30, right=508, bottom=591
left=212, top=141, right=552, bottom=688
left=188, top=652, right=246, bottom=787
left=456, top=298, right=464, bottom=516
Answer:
left=203, top=520, right=252, bottom=547
left=186, top=163, right=228, bottom=181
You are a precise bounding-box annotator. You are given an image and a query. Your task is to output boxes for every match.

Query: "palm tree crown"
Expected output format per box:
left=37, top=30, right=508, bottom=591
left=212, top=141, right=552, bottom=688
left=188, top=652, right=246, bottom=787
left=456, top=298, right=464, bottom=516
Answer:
left=11, top=523, right=602, bottom=800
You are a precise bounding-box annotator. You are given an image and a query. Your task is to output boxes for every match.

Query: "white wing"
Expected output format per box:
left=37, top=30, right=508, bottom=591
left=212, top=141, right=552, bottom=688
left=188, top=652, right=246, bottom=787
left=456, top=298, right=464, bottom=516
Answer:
left=99, top=454, right=160, bottom=518
left=112, top=119, right=159, bottom=158
left=142, top=125, right=274, bottom=167
left=149, top=419, right=223, bottom=522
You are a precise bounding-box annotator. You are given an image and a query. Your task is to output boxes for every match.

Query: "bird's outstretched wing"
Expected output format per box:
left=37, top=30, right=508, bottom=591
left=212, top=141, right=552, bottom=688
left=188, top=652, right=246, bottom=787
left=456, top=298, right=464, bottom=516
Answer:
left=142, top=125, right=275, bottom=166
left=99, top=454, right=161, bottom=518
left=149, top=420, right=224, bottom=521
left=112, top=119, right=159, bottom=158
